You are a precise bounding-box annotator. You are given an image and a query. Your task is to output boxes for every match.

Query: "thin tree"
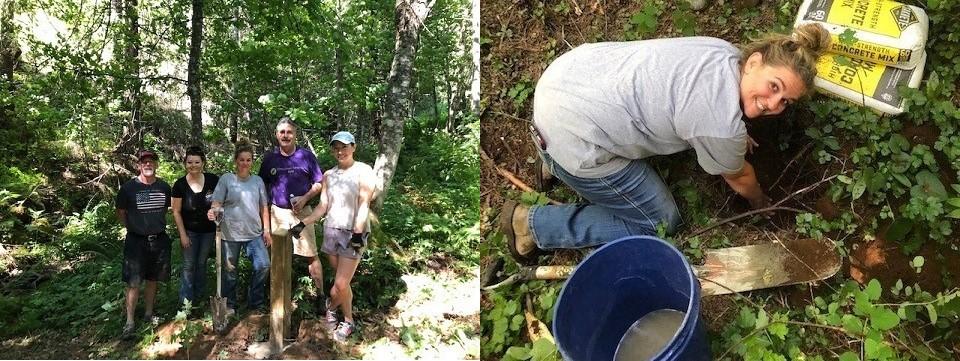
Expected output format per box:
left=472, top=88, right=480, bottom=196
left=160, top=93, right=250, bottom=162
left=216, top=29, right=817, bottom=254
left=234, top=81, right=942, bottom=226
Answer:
left=188, top=0, right=203, bottom=143
left=114, top=0, right=143, bottom=153
left=372, top=0, right=435, bottom=212
left=1, top=0, right=20, bottom=125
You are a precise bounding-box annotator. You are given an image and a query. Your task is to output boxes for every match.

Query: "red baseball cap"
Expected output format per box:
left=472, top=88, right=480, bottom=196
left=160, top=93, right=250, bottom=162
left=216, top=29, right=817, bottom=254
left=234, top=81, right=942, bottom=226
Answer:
left=137, top=150, right=158, bottom=162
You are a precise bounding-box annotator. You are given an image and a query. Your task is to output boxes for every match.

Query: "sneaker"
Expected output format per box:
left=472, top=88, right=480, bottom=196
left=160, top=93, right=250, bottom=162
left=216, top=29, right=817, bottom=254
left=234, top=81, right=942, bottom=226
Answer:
left=324, top=299, right=339, bottom=331
left=121, top=322, right=136, bottom=340
left=142, top=313, right=157, bottom=324
left=333, top=321, right=354, bottom=342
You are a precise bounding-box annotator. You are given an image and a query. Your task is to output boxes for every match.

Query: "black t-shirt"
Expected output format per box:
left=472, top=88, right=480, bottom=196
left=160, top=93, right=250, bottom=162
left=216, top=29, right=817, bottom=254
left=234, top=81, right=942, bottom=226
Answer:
left=116, top=177, right=171, bottom=236
left=172, top=173, right=219, bottom=233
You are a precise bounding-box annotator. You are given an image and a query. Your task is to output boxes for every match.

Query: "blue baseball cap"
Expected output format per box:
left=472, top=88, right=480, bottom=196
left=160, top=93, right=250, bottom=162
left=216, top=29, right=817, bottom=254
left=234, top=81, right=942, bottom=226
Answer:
left=330, top=131, right=356, bottom=145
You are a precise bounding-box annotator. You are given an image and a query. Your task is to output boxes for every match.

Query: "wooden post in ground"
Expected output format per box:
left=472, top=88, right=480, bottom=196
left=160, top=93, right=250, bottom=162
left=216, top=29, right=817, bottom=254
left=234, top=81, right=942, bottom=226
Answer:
left=269, top=230, right=293, bottom=354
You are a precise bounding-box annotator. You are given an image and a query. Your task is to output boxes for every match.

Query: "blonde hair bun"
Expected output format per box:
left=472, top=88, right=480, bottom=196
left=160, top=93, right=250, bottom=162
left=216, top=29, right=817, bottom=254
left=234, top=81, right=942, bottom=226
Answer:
left=792, top=23, right=831, bottom=57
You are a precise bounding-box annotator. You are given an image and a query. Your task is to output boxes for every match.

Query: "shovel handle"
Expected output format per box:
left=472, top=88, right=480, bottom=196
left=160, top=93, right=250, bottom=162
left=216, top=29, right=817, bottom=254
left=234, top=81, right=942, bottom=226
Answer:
left=215, top=224, right=222, bottom=298
left=520, top=265, right=576, bottom=280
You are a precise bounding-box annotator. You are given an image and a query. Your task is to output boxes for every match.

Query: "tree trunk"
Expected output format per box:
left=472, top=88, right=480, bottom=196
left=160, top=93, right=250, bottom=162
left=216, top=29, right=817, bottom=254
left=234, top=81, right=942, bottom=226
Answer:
left=469, top=0, right=480, bottom=113
left=432, top=77, right=441, bottom=130
left=114, top=0, right=143, bottom=154
left=0, top=0, right=20, bottom=126
left=188, top=0, right=203, bottom=144
left=372, top=0, right=434, bottom=212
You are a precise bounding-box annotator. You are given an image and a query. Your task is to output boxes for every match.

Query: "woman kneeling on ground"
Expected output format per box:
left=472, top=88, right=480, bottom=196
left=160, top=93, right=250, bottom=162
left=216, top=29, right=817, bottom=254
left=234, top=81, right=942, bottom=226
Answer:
left=291, top=131, right=375, bottom=342
left=502, top=24, right=831, bottom=264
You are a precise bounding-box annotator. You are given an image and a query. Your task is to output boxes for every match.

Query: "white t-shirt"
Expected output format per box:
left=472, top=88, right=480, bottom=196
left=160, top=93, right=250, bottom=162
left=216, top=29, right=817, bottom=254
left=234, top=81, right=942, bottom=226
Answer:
left=533, top=37, right=748, bottom=177
left=323, top=162, right=374, bottom=231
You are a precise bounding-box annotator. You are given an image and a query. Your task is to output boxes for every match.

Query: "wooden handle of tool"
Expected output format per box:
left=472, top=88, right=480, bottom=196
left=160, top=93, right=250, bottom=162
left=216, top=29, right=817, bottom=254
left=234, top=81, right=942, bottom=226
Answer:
left=216, top=226, right=222, bottom=297
left=520, top=265, right=577, bottom=280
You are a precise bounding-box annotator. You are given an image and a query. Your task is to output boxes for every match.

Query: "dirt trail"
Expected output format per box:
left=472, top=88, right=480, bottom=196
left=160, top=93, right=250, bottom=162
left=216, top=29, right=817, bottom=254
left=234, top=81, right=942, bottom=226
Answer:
left=0, top=269, right=480, bottom=360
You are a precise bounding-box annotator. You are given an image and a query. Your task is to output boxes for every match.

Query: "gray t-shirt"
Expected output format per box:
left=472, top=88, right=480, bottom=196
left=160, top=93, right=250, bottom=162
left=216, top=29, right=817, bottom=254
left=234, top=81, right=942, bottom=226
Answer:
left=212, top=173, right=269, bottom=241
left=533, top=37, right=748, bottom=177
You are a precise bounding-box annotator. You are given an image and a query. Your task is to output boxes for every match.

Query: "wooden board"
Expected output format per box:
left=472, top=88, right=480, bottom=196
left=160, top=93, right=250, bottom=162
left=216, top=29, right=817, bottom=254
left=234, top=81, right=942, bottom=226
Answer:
left=269, top=232, right=293, bottom=354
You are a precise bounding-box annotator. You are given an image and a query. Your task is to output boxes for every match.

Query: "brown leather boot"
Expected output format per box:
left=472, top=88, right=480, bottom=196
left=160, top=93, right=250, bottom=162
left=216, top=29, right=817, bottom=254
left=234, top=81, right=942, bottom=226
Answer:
left=500, top=200, right=541, bottom=265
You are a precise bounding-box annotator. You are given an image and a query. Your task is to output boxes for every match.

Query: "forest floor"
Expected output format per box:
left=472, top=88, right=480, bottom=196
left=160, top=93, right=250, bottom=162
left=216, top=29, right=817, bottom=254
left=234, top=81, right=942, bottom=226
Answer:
left=0, top=268, right=480, bottom=359
left=480, top=0, right=960, bottom=359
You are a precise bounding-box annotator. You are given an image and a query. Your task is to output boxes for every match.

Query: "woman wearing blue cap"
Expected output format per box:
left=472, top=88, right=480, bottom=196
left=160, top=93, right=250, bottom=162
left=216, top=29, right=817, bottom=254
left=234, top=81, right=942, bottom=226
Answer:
left=290, top=130, right=375, bottom=341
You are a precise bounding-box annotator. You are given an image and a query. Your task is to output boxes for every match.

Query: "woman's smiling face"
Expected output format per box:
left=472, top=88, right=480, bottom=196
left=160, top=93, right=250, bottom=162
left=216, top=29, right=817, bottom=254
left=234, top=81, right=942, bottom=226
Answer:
left=739, top=52, right=806, bottom=119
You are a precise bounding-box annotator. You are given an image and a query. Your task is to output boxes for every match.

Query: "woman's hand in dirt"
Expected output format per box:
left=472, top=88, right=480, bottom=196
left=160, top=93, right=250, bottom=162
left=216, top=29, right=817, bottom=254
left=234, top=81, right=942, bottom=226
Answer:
left=748, top=193, right=773, bottom=213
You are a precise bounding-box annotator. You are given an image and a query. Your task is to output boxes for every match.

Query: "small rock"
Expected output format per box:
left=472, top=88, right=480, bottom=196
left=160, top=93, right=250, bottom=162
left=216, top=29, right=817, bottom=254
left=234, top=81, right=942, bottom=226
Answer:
left=686, top=0, right=709, bottom=11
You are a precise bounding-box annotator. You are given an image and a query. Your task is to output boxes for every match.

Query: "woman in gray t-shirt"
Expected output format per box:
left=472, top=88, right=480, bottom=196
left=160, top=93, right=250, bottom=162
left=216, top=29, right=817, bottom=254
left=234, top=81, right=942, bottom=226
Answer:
left=207, top=142, right=272, bottom=312
left=502, top=24, right=831, bottom=264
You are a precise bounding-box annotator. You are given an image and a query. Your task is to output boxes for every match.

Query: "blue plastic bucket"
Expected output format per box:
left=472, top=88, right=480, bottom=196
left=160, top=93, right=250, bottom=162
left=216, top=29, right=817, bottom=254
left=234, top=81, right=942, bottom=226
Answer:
left=552, top=236, right=711, bottom=361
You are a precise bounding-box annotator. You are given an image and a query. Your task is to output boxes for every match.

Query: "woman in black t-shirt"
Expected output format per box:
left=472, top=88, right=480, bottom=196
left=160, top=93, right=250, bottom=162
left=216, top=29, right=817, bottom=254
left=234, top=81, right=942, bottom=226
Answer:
left=171, top=146, right=219, bottom=307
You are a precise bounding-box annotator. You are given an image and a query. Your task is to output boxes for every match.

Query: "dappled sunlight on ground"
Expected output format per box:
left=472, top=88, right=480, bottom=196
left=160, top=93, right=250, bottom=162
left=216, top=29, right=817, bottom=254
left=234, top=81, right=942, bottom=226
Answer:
left=361, top=269, right=480, bottom=360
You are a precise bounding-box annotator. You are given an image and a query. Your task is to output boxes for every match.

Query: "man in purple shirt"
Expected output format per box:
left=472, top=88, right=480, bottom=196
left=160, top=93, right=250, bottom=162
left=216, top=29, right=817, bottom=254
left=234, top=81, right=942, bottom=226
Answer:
left=258, top=118, right=325, bottom=303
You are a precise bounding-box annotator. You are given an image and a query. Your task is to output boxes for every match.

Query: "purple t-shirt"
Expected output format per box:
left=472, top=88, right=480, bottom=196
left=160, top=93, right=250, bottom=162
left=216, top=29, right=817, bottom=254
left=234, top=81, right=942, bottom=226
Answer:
left=258, top=147, right=324, bottom=208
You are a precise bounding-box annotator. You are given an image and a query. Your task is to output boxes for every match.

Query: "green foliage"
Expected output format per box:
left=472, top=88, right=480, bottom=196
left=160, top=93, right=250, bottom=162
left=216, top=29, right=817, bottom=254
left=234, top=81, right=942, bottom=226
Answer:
left=481, top=280, right=561, bottom=359
left=381, top=121, right=480, bottom=266
left=670, top=2, right=697, bottom=37
left=3, top=256, right=125, bottom=338
left=624, top=2, right=663, bottom=40
left=351, top=246, right=408, bottom=313
left=507, top=79, right=534, bottom=112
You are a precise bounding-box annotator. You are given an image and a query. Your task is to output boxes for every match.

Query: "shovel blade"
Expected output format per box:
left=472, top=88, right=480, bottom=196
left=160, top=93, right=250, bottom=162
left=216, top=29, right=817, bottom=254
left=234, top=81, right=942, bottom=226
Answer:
left=695, top=238, right=841, bottom=296
left=211, top=296, right=230, bottom=333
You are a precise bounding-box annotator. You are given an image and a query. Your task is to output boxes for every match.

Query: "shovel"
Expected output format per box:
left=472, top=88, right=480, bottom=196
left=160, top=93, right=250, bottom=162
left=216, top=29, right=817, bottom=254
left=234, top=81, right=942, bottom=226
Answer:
left=482, top=238, right=841, bottom=296
left=211, top=212, right=229, bottom=333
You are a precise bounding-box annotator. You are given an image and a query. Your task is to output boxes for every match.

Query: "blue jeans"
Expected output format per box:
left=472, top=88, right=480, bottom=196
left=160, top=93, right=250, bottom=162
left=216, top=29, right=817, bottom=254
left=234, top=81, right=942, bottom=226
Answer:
left=530, top=152, right=682, bottom=249
left=221, top=236, right=270, bottom=310
left=179, top=230, right=215, bottom=306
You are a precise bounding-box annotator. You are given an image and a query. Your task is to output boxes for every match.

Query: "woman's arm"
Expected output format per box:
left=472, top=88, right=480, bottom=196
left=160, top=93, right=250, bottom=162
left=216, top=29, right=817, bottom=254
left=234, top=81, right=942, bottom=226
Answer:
left=261, top=204, right=272, bottom=247
left=171, top=197, right=190, bottom=248
left=352, top=171, right=375, bottom=234
left=721, top=161, right=771, bottom=209
left=301, top=177, right=330, bottom=226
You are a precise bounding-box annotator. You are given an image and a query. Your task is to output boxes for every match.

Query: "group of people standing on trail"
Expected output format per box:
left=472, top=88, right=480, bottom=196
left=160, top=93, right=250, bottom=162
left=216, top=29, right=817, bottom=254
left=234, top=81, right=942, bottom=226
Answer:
left=115, top=118, right=376, bottom=342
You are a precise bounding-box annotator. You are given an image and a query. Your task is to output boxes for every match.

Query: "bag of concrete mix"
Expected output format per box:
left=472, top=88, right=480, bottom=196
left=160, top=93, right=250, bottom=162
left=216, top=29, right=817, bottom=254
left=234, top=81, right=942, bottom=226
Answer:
left=795, top=0, right=928, bottom=69
left=814, top=51, right=925, bottom=115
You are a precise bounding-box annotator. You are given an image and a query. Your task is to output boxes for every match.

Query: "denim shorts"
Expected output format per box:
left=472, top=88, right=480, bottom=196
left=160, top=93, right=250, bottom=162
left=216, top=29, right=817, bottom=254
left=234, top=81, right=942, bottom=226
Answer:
left=321, top=227, right=367, bottom=259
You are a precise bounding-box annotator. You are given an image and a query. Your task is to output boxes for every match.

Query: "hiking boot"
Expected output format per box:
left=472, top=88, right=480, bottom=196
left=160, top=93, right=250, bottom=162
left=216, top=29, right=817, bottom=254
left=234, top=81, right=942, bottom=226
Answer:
left=333, top=321, right=355, bottom=342
left=121, top=322, right=136, bottom=340
left=500, top=200, right=541, bottom=265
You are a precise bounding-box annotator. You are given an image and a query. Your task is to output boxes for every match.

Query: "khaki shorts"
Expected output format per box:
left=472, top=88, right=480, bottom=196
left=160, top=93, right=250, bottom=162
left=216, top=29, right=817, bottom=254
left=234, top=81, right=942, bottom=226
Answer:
left=322, top=227, right=367, bottom=259
left=270, top=205, right=318, bottom=257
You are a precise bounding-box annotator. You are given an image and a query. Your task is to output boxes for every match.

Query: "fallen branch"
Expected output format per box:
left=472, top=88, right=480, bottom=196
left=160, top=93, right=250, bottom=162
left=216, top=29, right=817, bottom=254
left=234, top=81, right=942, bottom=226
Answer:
left=689, top=206, right=803, bottom=237
left=690, top=172, right=845, bottom=237
left=769, top=142, right=813, bottom=191
left=481, top=149, right=562, bottom=206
